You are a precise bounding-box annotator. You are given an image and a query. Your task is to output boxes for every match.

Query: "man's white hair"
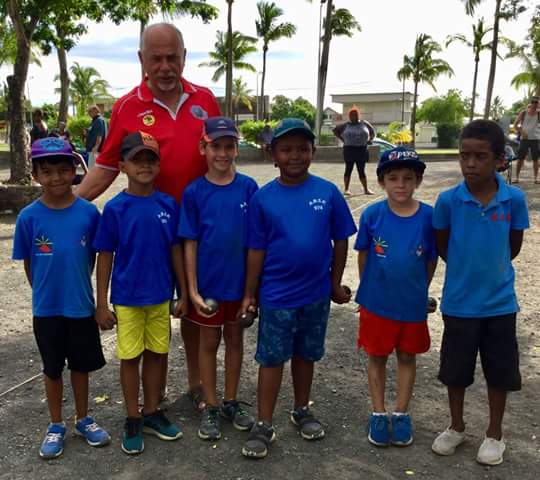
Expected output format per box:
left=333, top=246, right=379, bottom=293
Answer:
left=140, top=23, right=184, bottom=52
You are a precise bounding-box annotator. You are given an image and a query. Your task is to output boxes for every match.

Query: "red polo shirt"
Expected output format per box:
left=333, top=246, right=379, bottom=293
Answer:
left=97, top=77, right=221, bottom=200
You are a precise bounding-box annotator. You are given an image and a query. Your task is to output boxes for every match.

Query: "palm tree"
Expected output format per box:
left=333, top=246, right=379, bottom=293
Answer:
left=232, top=77, right=253, bottom=122
left=0, top=21, right=41, bottom=70
left=255, top=1, right=296, bottom=120
left=57, top=62, right=111, bottom=116
left=508, top=45, right=540, bottom=97
left=489, top=95, right=506, bottom=120
left=397, top=34, right=454, bottom=148
left=446, top=18, right=493, bottom=121
left=225, top=0, right=234, bottom=118
left=199, top=31, right=257, bottom=82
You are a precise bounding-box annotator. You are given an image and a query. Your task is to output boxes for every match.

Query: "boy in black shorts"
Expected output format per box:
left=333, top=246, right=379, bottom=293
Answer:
left=12, top=138, right=110, bottom=459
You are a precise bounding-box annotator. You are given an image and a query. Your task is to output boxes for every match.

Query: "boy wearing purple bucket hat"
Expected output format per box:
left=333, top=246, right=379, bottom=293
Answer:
left=12, top=138, right=110, bottom=459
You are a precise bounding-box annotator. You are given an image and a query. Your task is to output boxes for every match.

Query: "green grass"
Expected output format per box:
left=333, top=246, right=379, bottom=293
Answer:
left=417, top=148, right=458, bottom=155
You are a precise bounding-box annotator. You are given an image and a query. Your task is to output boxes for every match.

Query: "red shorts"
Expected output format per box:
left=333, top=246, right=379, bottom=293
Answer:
left=185, top=300, right=241, bottom=328
left=357, top=307, right=430, bottom=356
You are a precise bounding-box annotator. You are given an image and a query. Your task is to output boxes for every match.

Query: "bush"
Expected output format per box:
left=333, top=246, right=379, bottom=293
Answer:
left=436, top=122, right=461, bottom=148
left=67, top=116, right=91, bottom=144
left=378, top=121, right=412, bottom=144
left=239, top=120, right=278, bottom=144
left=319, top=132, right=336, bottom=146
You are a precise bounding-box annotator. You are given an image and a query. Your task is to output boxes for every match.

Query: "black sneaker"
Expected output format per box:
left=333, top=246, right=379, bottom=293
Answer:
left=242, top=420, right=276, bottom=459
left=122, top=417, right=144, bottom=455
left=290, top=406, right=325, bottom=440
left=198, top=406, right=221, bottom=441
left=220, top=400, right=255, bottom=431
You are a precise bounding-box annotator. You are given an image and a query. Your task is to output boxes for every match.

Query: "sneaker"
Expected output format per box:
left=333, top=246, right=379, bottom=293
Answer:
left=476, top=436, right=505, bottom=466
left=198, top=406, right=222, bottom=441
left=344, top=190, right=352, bottom=196
left=367, top=413, right=390, bottom=447
left=391, top=413, right=413, bottom=446
left=143, top=410, right=183, bottom=441
left=122, top=417, right=144, bottom=455
left=75, top=416, right=111, bottom=447
left=242, top=420, right=276, bottom=459
left=39, top=423, right=66, bottom=459
left=431, top=427, right=466, bottom=456
left=290, top=406, right=325, bottom=440
left=220, top=400, right=255, bottom=431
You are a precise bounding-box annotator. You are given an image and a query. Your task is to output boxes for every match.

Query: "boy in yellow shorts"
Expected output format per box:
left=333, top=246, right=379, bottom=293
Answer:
left=94, top=131, right=186, bottom=454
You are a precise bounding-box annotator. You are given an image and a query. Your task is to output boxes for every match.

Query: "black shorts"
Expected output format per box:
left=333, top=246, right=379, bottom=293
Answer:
left=343, top=145, right=367, bottom=177
left=438, top=313, right=521, bottom=391
left=517, top=139, right=540, bottom=161
left=33, top=315, right=106, bottom=379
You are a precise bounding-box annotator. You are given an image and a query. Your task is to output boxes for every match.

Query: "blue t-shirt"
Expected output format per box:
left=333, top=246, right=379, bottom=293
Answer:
left=178, top=173, right=258, bottom=301
left=247, top=174, right=357, bottom=309
left=433, top=174, right=529, bottom=318
left=354, top=200, right=437, bottom=322
left=93, top=190, right=179, bottom=306
left=12, top=198, right=100, bottom=318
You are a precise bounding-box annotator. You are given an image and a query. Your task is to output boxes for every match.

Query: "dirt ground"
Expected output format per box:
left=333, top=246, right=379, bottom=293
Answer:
left=0, top=160, right=538, bottom=480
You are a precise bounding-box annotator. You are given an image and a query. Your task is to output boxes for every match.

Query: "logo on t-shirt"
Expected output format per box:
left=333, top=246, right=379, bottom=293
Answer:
left=143, top=115, right=155, bottom=126
left=81, top=235, right=87, bottom=247
left=35, top=236, right=53, bottom=256
left=191, top=105, right=208, bottom=120
left=491, top=212, right=511, bottom=222
left=373, top=237, right=388, bottom=257
left=240, top=201, right=248, bottom=212
left=415, top=245, right=424, bottom=257
left=309, top=198, right=327, bottom=211
left=158, top=211, right=171, bottom=224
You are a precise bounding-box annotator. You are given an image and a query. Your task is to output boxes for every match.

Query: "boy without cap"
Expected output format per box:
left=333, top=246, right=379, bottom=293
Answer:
left=240, top=118, right=357, bottom=459
left=94, top=131, right=187, bottom=455
left=12, top=138, right=110, bottom=459
left=432, top=120, right=529, bottom=466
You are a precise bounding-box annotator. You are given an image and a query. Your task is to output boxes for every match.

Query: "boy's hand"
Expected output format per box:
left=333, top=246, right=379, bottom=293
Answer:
left=96, top=305, right=116, bottom=330
left=190, top=292, right=217, bottom=318
left=172, top=296, right=189, bottom=318
left=237, top=297, right=258, bottom=327
left=331, top=284, right=352, bottom=304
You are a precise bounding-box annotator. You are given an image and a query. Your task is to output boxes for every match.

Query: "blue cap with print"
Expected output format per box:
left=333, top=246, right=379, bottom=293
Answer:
left=202, top=116, right=239, bottom=142
left=376, top=146, right=426, bottom=176
left=271, top=118, right=315, bottom=144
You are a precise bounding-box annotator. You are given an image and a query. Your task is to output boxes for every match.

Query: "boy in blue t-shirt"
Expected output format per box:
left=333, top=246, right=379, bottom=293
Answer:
left=355, top=147, right=437, bottom=448
left=94, top=131, right=186, bottom=455
left=431, top=120, right=529, bottom=466
left=240, top=118, right=357, bottom=459
left=12, top=138, right=110, bottom=459
left=178, top=117, right=258, bottom=442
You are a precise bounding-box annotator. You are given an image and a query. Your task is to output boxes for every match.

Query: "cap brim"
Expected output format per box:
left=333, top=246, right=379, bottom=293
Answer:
left=122, top=146, right=160, bottom=161
left=271, top=127, right=315, bottom=143
left=203, top=130, right=239, bottom=142
left=31, top=152, right=77, bottom=164
left=377, top=159, right=426, bottom=175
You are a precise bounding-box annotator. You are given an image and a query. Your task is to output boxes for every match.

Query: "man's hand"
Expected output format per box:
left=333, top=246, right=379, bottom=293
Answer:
left=331, top=284, right=352, bottom=304
left=96, top=305, right=116, bottom=330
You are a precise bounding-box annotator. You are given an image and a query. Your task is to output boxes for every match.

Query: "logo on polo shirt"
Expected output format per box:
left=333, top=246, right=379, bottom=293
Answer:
left=143, top=114, right=155, bottom=126
left=81, top=235, right=87, bottom=247
left=35, top=236, right=53, bottom=255
left=240, top=201, right=248, bottom=212
left=415, top=245, right=424, bottom=257
left=373, top=237, right=388, bottom=258
left=191, top=105, right=208, bottom=120
left=157, top=211, right=171, bottom=224
left=309, top=198, right=327, bottom=211
left=491, top=212, right=511, bottom=222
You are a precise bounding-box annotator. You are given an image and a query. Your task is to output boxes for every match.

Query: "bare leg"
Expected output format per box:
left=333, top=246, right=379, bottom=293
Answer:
left=199, top=326, right=221, bottom=407
left=447, top=386, right=466, bottom=432
left=44, top=375, right=63, bottom=423
left=71, top=371, right=89, bottom=420
left=515, top=158, right=524, bottom=182
left=367, top=355, right=388, bottom=412
left=141, top=350, right=163, bottom=414
left=258, top=365, right=284, bottom=423
left=533, top=159, right=539, bottom=182
left=395, top=350, right=416, bottom=412
left=486, top=386, right=507, bottom=440
left=121, top=357, right=142, bottom=418
left=359, top=174, right=373, bottom=195
left=181, top=319, right=201, bottom=391
left=223, top=322, right=244, bottom=401
left=291, top=356, right=314, bottom=409
left=158, top=354, right=168, bottom=401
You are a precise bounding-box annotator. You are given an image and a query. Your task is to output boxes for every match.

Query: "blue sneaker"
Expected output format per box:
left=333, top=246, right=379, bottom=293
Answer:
left=122, top=416, right=144, bottom=455
left=40, top=423, right=66, bottom=459
left=391, top=413, right=413, bottom=446
left=143, top=410, right=183, bottom=441
left=75, top=416, right=111, bottom=447
left=367, top=413, right=390, bottom=447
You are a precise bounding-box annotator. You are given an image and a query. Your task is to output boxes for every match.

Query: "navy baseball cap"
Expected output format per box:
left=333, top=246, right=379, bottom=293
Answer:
left=121, top=131, right=160, bottom=161
left=202, top=116, right=239, bottom=142
left=271, top=118, right=315, bottom=144
left=31, top=137, right=77, bottom=165
left=376, top=146, right=426, bottom=177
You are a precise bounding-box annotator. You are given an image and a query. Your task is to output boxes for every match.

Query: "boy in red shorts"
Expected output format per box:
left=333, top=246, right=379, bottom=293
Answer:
left=354, top=147, right=437, bottom=447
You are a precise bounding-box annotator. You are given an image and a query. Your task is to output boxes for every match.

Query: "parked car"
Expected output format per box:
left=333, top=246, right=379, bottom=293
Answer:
left=370, top=137, right=395, bottom=160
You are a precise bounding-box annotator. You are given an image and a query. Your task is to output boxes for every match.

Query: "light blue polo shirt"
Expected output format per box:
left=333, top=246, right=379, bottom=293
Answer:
left=433, top=174, right=529, bottom=318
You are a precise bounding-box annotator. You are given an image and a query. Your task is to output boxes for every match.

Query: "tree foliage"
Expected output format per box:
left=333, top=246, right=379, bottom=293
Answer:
left=417, top=90, right=468, bottom=124
left=270, top=95, right=316, bottom=127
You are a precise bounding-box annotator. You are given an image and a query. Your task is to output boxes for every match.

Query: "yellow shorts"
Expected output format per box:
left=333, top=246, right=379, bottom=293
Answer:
left=114, top=301, right=170, bottom=360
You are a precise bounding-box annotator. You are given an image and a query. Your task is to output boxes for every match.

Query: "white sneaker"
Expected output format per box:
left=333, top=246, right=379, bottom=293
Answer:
left=432, top=427, right=466, bottom=456
left=476, top=436, right=505, bottom=466
left=343, top=190, right=352, bottom=196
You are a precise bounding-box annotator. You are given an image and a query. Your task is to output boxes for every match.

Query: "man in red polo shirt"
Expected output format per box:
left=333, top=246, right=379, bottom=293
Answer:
left=78, top=23, right=221, bottom=410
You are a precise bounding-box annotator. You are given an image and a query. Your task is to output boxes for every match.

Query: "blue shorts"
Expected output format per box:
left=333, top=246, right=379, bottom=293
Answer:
left=255, top=296, right=331, bottom=367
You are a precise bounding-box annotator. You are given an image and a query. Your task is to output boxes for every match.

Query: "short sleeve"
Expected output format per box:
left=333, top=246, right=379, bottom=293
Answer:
left=330, top=186, right=357, bottom=240
left=178, top=187, right=200, bottom=240
left=510, top=190, right=530, bottom=230
left=93, top=204, right=118, bottom=252
left=246, top=193, right=267, bottom=250
left=424, top=207, right=438, bottom=261
left=170, top=201, right=181, bottom=245
left=12, top=214, right=31, bottom=260
left=354, top=210, right=371, bottom=251
left=433, top=192, right=451, bottom=230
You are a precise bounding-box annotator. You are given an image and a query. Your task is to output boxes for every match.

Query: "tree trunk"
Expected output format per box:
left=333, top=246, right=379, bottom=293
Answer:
left=57, top=45, right=69, bottom=125
left=261, top=45, right=268, bottom=121
left=225, top=1, right=234, bottom=119
left=410, top=80, right=418, bottom=149
left=316, top=0, right=333, bottom=143
left=470, top=56, right=479, bottom=122
left=484, top=0, right=501, bottom=119
left=139, top=19, right=147, bottom=79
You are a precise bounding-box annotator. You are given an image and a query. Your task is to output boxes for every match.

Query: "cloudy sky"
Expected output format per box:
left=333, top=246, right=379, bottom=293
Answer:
left=1, top=0, right=535, bottom=113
